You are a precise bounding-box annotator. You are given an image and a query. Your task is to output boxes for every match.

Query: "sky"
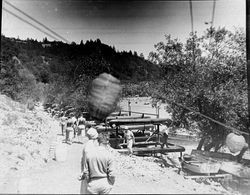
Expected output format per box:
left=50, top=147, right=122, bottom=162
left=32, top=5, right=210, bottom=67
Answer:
left=2, top=0, right=246, bottom=57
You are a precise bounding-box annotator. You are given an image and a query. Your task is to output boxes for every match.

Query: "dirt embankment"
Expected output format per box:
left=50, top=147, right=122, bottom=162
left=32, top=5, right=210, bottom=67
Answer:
left=0, top=94, right=58, bottom=191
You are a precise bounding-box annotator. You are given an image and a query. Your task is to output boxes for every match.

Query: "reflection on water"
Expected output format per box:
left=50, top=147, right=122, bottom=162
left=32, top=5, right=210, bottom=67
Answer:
left=119, top=97, right=171, bottom=118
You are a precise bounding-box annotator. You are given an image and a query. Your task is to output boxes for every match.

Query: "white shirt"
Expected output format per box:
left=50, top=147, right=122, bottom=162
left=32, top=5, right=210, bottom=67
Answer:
left=159, top=125, right=169, bottom=135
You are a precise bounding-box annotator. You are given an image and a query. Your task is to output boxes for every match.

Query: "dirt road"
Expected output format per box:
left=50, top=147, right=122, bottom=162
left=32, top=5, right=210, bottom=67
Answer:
left=18, top=137, right=83, bottom=194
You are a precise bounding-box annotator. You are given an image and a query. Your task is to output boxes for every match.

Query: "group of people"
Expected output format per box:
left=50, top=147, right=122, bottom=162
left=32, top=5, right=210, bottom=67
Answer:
left=60, top=113, right=86, bottom=144
left=59, top=112, right=173, bottom=194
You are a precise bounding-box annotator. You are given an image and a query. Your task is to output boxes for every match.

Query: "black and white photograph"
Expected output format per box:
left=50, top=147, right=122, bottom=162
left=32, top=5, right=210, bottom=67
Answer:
left=1, top=0, right=249, bottom=194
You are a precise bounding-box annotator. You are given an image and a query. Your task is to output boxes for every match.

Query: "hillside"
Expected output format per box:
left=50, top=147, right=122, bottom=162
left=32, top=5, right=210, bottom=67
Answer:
left=1, top=35, right=161, bottom=82
left=0, top=94, right=58, bottom=191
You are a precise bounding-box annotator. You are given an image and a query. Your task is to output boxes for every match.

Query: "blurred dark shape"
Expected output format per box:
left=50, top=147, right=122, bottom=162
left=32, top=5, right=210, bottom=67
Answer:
left=88, top=73, right=122, bottom=120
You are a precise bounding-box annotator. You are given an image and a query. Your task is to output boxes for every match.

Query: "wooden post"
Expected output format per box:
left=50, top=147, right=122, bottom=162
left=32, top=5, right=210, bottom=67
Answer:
left=128, top=100, right=131, bottom=116
left=157, top=124, right=160, bottom=144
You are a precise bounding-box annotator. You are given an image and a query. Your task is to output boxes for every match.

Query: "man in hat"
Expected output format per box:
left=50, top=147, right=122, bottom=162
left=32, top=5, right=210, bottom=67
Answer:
left=79, top=127, right=99, bottom=194
left=81, top=133, right=115, bottom=194
left=123, top=126, right=135, bottom=156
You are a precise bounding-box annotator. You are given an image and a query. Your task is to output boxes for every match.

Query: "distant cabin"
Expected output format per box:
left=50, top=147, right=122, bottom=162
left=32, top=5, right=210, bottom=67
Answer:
left=10, top=38, right=27, bottom=44
left=42, top=43, right=52, bottom=48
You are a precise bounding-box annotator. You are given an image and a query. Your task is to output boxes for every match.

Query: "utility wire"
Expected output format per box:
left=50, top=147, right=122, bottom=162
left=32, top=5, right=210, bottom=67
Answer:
left=4, top=0, right=70, bottom=43
left=211, top=0, right=216, bottom=28
left=189, top=0, right=194, bottom=34
left=3, top=7, right=61, bottom=42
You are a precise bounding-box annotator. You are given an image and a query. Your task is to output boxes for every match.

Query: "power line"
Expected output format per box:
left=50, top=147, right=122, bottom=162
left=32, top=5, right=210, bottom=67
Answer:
left=3, top=7, right=61, bottom=41
left=189, top=0, right=194, bottom=34
left=211, top=0, right=216, bottom=28
left=4, top=0, right=70, bottom=43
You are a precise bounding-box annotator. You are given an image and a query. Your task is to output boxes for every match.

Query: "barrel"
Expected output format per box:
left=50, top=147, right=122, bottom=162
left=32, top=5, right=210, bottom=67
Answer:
left=226, top=133, right=246, bottom=153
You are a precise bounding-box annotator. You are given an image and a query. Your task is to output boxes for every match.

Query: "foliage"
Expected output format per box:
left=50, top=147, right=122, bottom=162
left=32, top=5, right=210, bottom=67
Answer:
left=149, top=27, right=247, bottom=151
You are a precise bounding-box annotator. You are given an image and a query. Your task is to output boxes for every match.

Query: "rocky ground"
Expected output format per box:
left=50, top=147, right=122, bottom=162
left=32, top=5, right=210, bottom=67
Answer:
left=0, top=94, right=58, bottom=193
left=0, top=95, right=246, bottom=194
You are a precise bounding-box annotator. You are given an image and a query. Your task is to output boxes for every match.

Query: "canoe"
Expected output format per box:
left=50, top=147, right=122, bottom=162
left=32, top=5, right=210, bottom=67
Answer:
left=106, top=116, right=150, bottom=121
left=182, top=160, right=221, bottom=174
left=109, top=118, right=170, bottom=125
left=190, top=150, right=250, bottom=178
left=120, top=124, right=154, bottom=130
left=109, top=112, right=128, bottom=116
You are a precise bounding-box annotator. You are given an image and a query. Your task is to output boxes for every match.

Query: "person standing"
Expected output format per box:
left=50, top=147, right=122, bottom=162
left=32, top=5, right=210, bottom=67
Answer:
left=123, top=126, right=135, bottom=156
left=65, top=116, right=74, bottom=144
left=80, top=133, right=115, bottom=194
left=77, top=114, right=86, bottom=141
left=79, top=127, right=99, bottom=194
left=72, top=114, right=77, bottom=139
left=159, top=123, right=169, bottom=148
left=60, top=113, right=67, bottom=136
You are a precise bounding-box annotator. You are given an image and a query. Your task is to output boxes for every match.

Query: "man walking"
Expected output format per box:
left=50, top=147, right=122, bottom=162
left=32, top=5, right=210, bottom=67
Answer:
left=79, top=127, right=99, bottom=194
left=124, top=126, right=135, bottom=156
left=80, top=132, right=115, bottom=194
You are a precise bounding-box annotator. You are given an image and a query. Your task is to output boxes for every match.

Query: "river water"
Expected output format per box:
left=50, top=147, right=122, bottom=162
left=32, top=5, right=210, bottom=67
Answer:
left=119, top=97, right=171, bottom=118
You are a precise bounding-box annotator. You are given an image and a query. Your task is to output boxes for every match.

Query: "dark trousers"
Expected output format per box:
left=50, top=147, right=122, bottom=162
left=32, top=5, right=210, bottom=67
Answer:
left=161, top=133, right=168, bottom=148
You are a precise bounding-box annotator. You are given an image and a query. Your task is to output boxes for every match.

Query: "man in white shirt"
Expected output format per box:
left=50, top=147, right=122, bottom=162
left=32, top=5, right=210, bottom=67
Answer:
left=79, top=127, right=99, bottom=194
left=123, top=126, right=135, bottom=156
left=159, top=124, right=169, bottom=148
left=60, top=114, right=67, bottom=136
left=80, top=129, right=115, bottom=194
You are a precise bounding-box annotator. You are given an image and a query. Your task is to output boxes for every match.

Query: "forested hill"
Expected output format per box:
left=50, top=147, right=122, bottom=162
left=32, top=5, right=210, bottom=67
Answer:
left=1, top=36, right=160, bottom=83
